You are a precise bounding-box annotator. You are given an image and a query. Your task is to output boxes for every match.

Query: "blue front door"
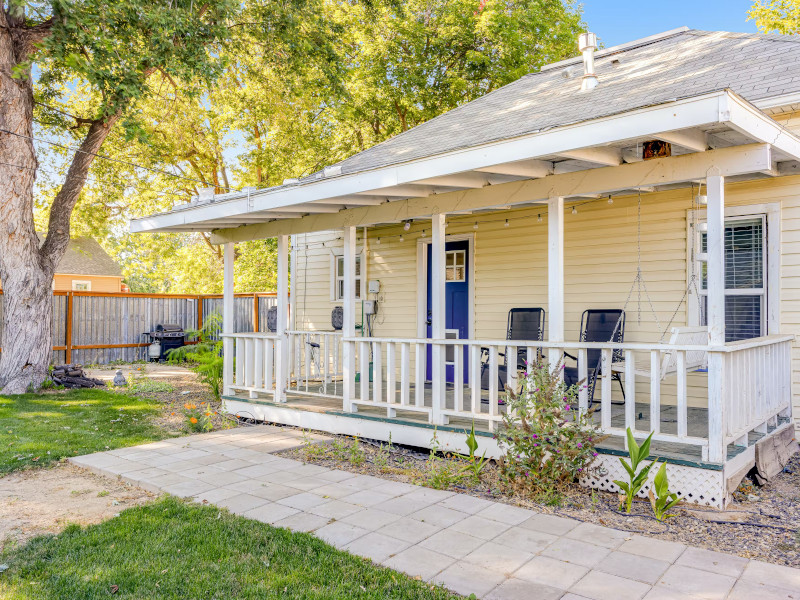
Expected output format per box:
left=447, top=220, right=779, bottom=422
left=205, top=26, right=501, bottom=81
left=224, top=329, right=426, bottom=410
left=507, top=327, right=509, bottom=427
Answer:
left=426, top=240, right=469, bottom=383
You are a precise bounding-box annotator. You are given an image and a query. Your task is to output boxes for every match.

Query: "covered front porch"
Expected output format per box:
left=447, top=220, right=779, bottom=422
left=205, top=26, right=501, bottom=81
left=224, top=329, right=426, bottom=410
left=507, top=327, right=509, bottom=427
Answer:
left=133, top=89, right=800, bottom=507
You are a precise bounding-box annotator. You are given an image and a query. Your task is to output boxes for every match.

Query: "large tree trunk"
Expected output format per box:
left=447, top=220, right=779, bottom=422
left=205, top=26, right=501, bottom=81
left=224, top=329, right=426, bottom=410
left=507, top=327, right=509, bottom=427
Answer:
left=0, top=9, right=115, bottom=394
left=0, top=10, right=52, bottom=394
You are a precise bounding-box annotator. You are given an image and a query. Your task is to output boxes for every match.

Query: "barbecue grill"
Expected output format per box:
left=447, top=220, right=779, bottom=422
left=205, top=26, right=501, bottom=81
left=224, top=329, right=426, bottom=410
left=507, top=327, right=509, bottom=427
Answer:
left=144, top=323, right=186, bottom=362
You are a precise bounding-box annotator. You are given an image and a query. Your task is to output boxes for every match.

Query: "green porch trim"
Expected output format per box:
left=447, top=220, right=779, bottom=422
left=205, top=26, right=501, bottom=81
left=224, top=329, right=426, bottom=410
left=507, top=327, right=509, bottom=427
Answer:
left=222, top=395, right=727, bottom=470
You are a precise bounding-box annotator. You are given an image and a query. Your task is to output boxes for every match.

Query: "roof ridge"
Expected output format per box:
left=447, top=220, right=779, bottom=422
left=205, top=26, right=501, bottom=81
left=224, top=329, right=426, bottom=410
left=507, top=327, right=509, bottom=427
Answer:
left=687, top=29, right=800, bottom=44
left=540, top=26, right=690, bottom=72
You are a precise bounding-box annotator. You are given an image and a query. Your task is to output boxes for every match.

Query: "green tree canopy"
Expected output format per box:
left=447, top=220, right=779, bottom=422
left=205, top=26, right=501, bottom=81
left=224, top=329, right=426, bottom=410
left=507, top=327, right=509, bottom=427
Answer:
left=38, top=0, right=585, bottom=293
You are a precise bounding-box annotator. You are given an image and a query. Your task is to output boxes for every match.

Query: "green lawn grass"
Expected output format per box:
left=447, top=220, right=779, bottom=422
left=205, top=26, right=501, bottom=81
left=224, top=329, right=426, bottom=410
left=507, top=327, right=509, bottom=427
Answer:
left=0, top=389, right=170, bottom=475
left=0, top=496, right=460, bottom=599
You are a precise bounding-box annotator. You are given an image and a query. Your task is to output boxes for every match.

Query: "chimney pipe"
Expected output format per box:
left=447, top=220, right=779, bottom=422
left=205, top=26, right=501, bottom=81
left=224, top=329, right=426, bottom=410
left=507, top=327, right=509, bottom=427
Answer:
left=578, top=32, right=598, bottom=91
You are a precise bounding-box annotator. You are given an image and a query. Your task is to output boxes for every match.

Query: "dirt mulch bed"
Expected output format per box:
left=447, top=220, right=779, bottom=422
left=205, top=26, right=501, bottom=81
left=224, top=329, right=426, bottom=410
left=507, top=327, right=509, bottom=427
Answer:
left=87, top=363, right=233, bottom=434
left=279, top=435, right=800, bottom=568
left=0, top=463, right=156, bottom=551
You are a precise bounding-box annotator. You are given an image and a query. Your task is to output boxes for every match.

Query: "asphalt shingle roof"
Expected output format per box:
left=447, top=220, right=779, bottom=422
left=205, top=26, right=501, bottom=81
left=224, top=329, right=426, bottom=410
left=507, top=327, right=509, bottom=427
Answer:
left=43, top=236, right=122, bottom=277
left=323, top=29, right=800, bottom=177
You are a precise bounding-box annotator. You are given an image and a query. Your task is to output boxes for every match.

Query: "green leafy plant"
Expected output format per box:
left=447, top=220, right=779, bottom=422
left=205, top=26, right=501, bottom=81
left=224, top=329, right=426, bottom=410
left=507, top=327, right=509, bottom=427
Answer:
left=497, top=359, right=602, bottom=498
left=460, top=421, right=490, bottom=482
left=347, top=436, right=366, bottom=466
left=182, top=402, right=214, bottom=433
left=614, top=428, right=658, bottom=513
left=649, top=462, right=681, bottom=521
left=168, top=313, right=223, bottom=402
left=420, top=430, right=463, bottom=490
left=300, top=430, right=327, bottom=461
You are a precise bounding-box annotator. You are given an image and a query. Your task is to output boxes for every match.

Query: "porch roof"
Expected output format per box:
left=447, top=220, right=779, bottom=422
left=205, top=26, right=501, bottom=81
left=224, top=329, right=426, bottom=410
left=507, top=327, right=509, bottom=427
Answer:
left=130, top=29, right=800, bottom=238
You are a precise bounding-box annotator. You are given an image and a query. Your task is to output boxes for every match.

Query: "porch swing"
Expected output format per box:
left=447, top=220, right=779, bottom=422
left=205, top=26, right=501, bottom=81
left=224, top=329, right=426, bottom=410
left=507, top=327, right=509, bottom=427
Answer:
left=566, top=186, right=709, bottom=406
left=597, top=186, right=709, bottom=388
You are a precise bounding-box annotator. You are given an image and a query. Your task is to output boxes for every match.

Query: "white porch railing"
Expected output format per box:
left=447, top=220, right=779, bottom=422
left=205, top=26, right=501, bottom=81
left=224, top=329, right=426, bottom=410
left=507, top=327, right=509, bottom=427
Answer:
left=722, top=335, right=794, bottom=447
left=286, top=330, right=344, bottom=394
left=222, top=331, right=794, bottom=463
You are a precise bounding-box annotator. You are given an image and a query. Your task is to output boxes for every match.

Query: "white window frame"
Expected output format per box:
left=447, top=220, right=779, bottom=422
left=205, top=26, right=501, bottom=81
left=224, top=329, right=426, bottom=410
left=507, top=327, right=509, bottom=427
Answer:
left=445, top=249, right=466, bottom=282
left=687, top=203, right=780, bottom=337
left=72, top=280, right=92, bottom=291
left=330, top=248, right=364, bottom=302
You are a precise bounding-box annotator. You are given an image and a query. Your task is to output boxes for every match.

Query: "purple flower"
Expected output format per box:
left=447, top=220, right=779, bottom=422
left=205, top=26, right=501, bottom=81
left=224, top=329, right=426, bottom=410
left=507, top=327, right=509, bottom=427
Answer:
left=592, top=452, right=598, bottom=457
left=532, top=434, right=537, bottom=439
left=577, top=443, right=582, bottom=448
left=577, top=467, right=583, bottom=472
left=565, top=405, right=571, bottom=411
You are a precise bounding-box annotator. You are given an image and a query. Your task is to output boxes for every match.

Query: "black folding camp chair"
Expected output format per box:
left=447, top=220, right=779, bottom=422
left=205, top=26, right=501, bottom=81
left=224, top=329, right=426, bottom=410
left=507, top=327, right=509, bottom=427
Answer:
left=564, top=309, right=626, bottom=405
left=480, top=307, right=545, bottom=393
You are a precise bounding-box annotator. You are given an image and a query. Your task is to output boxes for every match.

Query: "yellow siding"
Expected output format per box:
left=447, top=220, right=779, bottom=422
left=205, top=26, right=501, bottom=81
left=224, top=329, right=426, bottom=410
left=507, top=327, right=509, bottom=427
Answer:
left=292, top=175, right=800, bottom=425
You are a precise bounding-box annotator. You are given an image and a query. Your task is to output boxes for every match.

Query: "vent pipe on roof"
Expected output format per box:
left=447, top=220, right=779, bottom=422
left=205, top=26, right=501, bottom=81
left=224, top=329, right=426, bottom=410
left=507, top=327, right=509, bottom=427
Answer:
left=578, top=32, right=598, bottom=91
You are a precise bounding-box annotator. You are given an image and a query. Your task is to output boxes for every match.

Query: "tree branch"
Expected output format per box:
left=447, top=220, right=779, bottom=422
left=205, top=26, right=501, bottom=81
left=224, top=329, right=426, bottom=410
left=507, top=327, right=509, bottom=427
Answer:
left=39, top=112, right=121, bottom=272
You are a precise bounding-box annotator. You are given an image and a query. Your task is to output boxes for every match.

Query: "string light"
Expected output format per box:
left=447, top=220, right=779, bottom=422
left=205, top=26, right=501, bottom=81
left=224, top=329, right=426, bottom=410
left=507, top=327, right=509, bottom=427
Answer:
left=399, top=234, right=404, bottom=242
left=504, top=219, right=509, bottom=227
left=537, top=214, right=542, bottom=222
left=421, top=229, right=426, bottom=238
left=571, top=206, right=578, bottom=215
left=376, top=237, right=381, bottom=245
left=403, top=221, right=411, bottom=231
left=473, top=222, right=478, bottom=230
left=608, top=195, right=614, bottom=204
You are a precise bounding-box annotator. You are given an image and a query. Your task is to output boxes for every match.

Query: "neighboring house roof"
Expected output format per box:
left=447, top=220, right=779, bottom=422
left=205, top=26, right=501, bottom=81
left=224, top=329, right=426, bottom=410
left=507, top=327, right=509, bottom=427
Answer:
left=320, top=28, right=800, bottom=177
left=38, top=235, right=122, bottom=277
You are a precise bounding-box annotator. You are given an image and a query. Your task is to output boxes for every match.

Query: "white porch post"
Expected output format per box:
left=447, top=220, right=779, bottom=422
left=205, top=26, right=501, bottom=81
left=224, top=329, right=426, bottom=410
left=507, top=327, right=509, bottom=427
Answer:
left=431, top=213, right=447, bottom=424
left=342, top=226, right=357, bottom=412
left=706, top=171, right=726, bottom=463
left=274, top=234, right=289, bottom=403
left=548, top=196, right=565, bottom=372
left=222, top=242, right=235, bottom=396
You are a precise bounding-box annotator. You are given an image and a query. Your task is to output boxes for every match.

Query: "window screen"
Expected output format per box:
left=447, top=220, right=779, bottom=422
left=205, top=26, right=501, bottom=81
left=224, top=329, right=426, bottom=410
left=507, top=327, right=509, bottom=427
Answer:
left=334, top=255, right=362, bottom=300
left=698, top=217, right=765, bottom=342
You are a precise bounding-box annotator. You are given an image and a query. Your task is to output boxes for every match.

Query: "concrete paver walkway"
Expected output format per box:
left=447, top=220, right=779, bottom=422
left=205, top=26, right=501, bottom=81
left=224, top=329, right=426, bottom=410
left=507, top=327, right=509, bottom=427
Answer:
left=71, top=426, right=800, bottom=600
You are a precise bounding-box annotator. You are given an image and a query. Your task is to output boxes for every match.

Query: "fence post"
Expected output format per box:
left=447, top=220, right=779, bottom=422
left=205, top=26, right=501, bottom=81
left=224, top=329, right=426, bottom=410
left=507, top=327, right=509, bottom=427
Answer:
left=253, top=294, right=259, bottom=332
left=65, top=292, right=74, bottom=364
left=197, top=295, right=203, bottom=332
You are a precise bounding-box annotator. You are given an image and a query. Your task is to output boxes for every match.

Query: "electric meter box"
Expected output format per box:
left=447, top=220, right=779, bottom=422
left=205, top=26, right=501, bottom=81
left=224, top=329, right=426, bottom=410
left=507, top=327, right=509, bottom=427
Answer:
left=363, top=300, right=377, bottom=315
left=368, top=280, right=381, bottom=294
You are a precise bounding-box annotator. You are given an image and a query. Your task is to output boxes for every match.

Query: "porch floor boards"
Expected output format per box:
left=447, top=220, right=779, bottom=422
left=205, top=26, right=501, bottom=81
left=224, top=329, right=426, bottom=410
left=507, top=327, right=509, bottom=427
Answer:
left=227, top=379, right=736, bottom=466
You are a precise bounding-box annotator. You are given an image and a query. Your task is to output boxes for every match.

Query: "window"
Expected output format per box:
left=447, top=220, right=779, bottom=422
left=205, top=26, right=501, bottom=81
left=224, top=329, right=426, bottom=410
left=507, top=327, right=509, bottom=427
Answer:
left=695, top=216, right=766, bottom=342
left=72, top=280, right=91, bottom=291
left=334, top=254, right=362, bottom=300
left=445, top=250, right=466, bottom=282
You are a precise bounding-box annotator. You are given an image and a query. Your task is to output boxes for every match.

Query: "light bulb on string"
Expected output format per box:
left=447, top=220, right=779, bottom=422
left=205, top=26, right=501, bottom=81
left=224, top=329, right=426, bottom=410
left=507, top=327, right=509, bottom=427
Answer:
left=608, top=195, right=613, bottom=204
left=421, top=229, right=426, bottom=238
left=403, top=221, right=411, bottom=231
left=504, top=219, right=509, bottom=227
left=572, top=206, right=577, bottom=215
left=537, top=214, right=542, bottom=222
left=399, top=234, right=404, bottom=242
left=376, top=237, right=381, bottom=245
left=473, top=222, right=478, bottom=230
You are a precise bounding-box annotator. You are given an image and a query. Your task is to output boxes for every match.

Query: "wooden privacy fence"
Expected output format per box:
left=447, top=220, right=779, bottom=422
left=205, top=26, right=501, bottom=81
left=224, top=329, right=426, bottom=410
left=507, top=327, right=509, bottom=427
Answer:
left=0, top=291, right=277, bottom=366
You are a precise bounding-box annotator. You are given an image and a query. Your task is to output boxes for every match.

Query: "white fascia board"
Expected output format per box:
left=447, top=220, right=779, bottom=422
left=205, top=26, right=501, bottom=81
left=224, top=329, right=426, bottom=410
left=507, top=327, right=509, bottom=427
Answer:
left=132, top=90, right=729, bottom=234
left=130, top=197, right=250, bottom=233
left=210, top=143, right=772, bottom=244
left=722, top=91, right=800, bottom=161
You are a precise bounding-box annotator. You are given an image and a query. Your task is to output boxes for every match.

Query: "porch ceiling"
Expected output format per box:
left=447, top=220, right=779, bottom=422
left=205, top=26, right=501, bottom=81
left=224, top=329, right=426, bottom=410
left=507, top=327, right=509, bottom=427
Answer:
left=129, top=90, right=800, bottom=238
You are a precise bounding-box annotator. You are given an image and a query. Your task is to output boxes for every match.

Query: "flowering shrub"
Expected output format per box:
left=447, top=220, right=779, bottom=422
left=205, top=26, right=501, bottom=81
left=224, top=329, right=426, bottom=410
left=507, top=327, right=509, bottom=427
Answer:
left=497, top=359, right=603, bottom=498
left=183, top=402, right=214, bottom=433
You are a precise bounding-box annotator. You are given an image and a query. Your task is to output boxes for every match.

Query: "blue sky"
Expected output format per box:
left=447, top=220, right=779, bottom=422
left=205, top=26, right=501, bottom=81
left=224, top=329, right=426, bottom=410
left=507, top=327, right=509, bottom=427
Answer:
left=582, top=0, right=759, bottom=48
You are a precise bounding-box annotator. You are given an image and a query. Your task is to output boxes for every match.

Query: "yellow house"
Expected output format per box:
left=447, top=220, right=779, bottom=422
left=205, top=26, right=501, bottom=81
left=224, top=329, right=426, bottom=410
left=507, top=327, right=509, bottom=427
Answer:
left=0, top=236, right=123, bottom=293
left=132, top=28, right=800, bottom=508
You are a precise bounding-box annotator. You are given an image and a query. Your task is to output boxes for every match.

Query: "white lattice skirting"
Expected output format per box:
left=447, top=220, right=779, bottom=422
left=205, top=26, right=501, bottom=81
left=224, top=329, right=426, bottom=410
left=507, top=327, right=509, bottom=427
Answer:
left=581, top=454, right=727, bottom=510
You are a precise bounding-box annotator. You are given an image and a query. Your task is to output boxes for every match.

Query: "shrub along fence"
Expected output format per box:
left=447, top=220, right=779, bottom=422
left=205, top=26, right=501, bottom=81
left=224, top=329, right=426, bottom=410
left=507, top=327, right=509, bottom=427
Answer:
left=0, top=291, right=277, bottom=366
